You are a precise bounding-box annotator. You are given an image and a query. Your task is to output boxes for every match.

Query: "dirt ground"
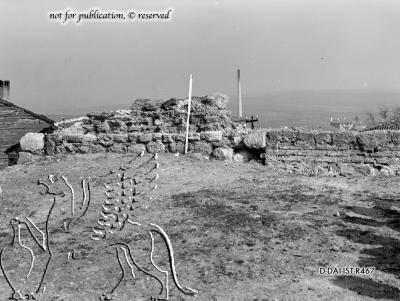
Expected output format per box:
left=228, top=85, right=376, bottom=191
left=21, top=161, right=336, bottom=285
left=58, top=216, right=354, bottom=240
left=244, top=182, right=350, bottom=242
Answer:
left=1, top=152, right=400, bottom=301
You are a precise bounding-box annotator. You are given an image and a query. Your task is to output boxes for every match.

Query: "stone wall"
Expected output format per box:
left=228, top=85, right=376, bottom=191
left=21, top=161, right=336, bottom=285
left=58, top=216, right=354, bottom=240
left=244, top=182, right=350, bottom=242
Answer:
left=15, top=94, right=400, bottom=177
left=42, top=94, right=248, bottom=160
left=259, top=129, right=400, bottom=176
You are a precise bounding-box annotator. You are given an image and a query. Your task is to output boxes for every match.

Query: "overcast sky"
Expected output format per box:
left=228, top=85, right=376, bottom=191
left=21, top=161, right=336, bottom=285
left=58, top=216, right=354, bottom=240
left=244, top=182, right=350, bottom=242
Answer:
left=1, top=0, right=400, bottom=113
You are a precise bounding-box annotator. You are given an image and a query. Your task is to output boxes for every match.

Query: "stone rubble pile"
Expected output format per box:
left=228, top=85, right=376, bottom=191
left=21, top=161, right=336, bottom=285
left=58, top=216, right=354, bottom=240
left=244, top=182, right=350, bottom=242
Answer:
left=41, top=94, right=254, bottom=160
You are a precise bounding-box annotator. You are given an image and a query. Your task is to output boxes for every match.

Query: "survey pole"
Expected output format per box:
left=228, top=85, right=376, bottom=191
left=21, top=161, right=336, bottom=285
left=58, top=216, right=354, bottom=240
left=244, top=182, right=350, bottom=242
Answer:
left=184, top=74, right=193, bottom=154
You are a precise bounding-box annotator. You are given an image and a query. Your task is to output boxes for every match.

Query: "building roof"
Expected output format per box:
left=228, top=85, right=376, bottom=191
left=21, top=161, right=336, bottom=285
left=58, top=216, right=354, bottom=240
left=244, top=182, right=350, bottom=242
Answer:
left=363, top=120, right=400, bottom=132
left=0, top=97, right=55, bottom=125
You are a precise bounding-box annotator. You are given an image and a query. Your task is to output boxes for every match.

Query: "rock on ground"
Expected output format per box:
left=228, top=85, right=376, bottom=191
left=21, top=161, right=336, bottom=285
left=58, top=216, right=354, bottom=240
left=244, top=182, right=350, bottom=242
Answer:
left=20, top=133, right=45, bottom=152
left=233, top=153, right=244, bottom=162
left=212, top=147, right=234, bottom=161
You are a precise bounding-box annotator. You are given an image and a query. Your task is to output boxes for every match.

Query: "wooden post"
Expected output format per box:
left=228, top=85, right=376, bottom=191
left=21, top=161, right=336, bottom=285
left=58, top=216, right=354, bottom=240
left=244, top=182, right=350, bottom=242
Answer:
left=184, top=74, right=193, bottom=154
left=244, top=115, right=259, bottom=129
left=237, top=69, right=242, bottom=117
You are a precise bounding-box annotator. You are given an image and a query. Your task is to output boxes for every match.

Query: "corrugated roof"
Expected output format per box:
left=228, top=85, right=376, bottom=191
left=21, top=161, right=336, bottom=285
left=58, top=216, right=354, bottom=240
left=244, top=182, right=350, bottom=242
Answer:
left=363, top=120, right=400, bottom=131
left=0, top=97, right=55, bottom=125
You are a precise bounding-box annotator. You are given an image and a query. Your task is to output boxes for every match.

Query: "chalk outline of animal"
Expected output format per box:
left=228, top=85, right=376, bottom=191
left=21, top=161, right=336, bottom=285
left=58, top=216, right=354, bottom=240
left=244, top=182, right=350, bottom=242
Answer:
left=0, top=195, right=57, bottom=300
left=39, top=152, right=198, bottom=300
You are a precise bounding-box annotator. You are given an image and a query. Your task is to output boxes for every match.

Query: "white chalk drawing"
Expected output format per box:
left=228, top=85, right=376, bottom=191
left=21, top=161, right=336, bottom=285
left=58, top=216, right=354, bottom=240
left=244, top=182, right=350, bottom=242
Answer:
left=0, top=152, right=198, bottom=300
left=0, top=199, right=56, bottom=300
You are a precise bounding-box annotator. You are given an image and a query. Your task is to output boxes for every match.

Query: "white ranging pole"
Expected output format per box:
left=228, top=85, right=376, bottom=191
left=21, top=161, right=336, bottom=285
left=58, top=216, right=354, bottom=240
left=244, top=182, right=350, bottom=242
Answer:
left=184, top=74, right=193, bottom=154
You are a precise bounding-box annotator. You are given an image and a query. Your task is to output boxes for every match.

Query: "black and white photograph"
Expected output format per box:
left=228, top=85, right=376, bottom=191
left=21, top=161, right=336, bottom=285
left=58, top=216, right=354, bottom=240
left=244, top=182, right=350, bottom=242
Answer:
left=1, top=0, right=400, bottom=300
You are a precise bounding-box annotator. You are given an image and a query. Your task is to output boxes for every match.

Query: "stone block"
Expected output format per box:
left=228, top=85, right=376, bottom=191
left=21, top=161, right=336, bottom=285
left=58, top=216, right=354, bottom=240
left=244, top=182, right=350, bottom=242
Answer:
left=112, top=134, right=128, bottom=143
left=162, top=133, right=174, bottom=143
left=77, top=145, right=90, bottom=153
left=146, top=141, right=166, bottom=154
left=379, top=165, right=395, bottom=177
left=108, top=120, right=127, bottom=132
left=233, top=153, right=244, bottom=162
left=211, top=139, right=230, bottom=147
left=127, top=144, right=146, bottom=154
left=137, top=133, right=153, bottom=143
left=173, top=134, right=186, bottom=142
left=98, top=134, right=114, bottom=147
left=243, top=131, right=266, bottom=149
left=338, top=163, right=356, bottom=176
left=188, top=133, right=201, bottom=141
left=44, top=139, right=56, bottom=155
left=169, top=142, right=185, bottom=153
left=212, top=147, right=234, bottom=161
left=353, top=164, right=375, bottom=176
left=128, top=133, right=139, bottom=143
left=152, top=133, right=163, bottom=140
left=95, top=122, right=110, bottom=133
left=91, top=144, right=106, bottom=153
left=55, top=145, right=65, bottom=154
left=64, top=143, right=76, bottom=153
left=46, top=133, right=63, bottom=145
left=389, top=131, right=400, bottom=146
left=189, top=141, right=213, bottom=154
left=314, top=131, right=333, bottom=145
left=201, top=131, right=222, bottom=142
left=20, top=133, right=45, bottom=152
left=109, top=144, right=127, bottom=153
left=127, top=125, right=143, bottom=132
left=296, top=141, right=314, bottom=150
left=296, top=131, right=316, bottom=145
left=201, top=123, right=222, bottom=131
left=84, top=133, right=98, bottom=143
left=208, top=92, right=229, bottom=109
left=356, top=131, right=387, bottom=152
left=231, top=136, right=244, bottom=148
left=332, top=132, right=357, bottom=149
left=63, top=134, right=84, bottom=143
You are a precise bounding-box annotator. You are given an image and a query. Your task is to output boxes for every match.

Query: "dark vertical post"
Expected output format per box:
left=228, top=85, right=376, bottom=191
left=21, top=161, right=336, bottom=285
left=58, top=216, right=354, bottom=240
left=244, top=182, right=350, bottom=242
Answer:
left=237, top=69, right=242, bottom=117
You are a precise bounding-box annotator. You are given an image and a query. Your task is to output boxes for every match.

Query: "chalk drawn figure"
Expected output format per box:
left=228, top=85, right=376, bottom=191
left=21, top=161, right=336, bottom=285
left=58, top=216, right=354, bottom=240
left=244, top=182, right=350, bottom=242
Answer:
left=38, top=152, right=198, bottom=300
left=0, top=197, right=56, bottom=300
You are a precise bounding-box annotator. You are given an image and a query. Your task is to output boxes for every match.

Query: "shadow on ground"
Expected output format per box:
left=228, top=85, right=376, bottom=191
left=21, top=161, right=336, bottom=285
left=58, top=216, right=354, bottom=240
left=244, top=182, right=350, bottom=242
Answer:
left=334, top=195, right=400, bottom=299
left=332, top=276, right=400, bottom=300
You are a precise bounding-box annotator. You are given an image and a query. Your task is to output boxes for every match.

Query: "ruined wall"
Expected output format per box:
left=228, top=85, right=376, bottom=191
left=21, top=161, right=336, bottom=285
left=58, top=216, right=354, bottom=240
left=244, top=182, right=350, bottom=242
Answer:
left=42, top=124, right=400, bottom=176
left=15, top=94, right=400, bottom=177
left=259, top=129, right=400, bottom=176
left=42, top=95, right=243, bottom=158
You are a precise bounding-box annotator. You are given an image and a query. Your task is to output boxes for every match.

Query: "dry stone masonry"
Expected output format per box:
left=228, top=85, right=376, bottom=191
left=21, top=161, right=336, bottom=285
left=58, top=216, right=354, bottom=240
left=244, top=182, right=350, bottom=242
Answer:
left=16, top=94, right=400, bottom=177
left=42, top=94, right=241, bottom=156
left=260, top=129, right=400, bottom=176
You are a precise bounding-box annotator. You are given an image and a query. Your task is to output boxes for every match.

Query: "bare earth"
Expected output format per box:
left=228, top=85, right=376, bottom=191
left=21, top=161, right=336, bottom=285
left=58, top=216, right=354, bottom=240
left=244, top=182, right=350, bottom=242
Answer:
left=1, top=153, right=400, bottom=301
